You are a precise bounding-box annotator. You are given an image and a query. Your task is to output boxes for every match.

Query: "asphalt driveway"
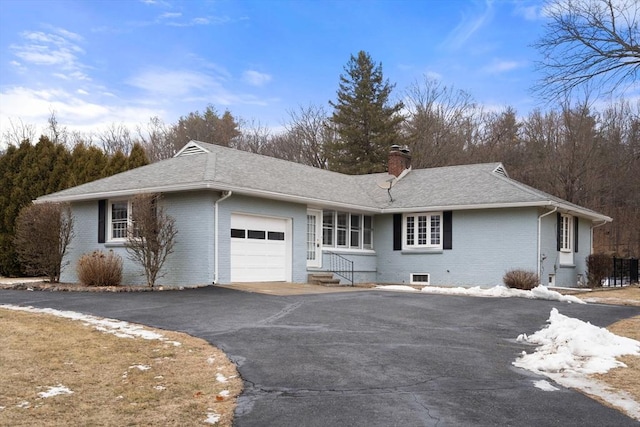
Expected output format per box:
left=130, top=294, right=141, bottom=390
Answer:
left=1, top=286, right=639, bottom=426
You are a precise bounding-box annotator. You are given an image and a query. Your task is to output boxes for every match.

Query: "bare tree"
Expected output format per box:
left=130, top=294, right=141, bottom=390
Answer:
left=97, top=122, right=136, bottom=155
left=280, top=104, right=334, bottom=168
left=46, top=110, right=69, bottom=145
left=2, top=118, right=37, bottom=146
left=233, top=119, right=271, bottom=154
left=13, top=202, right=74, bottom=282
left=403, top=77, right=479, bottom=167
left=126, top=193, right=178, bottom=287
left=534, top=0, right=640, bottom=100
left=137, top=116, right=175, bottom=162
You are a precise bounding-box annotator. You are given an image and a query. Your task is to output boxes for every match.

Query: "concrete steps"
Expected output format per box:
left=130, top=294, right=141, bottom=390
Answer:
left=307, top=272, right=342, bottom=287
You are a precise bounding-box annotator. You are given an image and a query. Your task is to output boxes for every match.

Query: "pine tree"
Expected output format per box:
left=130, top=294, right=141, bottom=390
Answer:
left=126, top=143, right=149, bottom=169
left=328, top=51, right=404, bottom=174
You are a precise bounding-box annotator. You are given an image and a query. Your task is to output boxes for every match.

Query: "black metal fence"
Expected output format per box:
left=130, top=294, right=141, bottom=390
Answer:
left=608, top=257, right=639, bottom=286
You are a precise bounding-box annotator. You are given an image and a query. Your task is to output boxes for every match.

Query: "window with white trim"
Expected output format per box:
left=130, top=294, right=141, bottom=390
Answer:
left=560, top=214, right=572, bottom=252
left=322, top=210, right=373, bottom=250
left=109, top=200, right=130, bottom=241
left=403, top=212, right=442, bottom=249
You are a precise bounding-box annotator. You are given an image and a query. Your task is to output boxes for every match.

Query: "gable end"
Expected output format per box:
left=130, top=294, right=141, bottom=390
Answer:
left=492, top=164, right=509, bottom=178
left=174, top=142, right=210, bottom=157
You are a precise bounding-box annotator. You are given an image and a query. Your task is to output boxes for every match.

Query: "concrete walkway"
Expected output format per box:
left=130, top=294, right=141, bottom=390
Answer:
left=218, top=282, right=372, bottom=295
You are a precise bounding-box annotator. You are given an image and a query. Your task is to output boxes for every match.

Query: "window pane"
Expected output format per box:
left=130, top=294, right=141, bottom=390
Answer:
left=231, top=228, right=245, bottom=238
left=111, top=201, right=128, bottom=239
left=337, top=212, right=347, bottom=246
left=350, top=215, right=360, bottom=248
left=268, top=231, right=285, bottom=241
left=322, top=211, right=334, bottom=246
left=418, top=215, right=428, bottom=245
left=406, top=216, right=414, bottom=246
left=247, top=230, right=266, bottom=239
left=363, top=215, right=373, bottom=249
left=430, top=215, right=441, bottom=245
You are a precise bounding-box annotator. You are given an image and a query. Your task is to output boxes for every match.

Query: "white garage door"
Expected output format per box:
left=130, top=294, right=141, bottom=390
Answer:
left=230, top=214, right=289, bottom=282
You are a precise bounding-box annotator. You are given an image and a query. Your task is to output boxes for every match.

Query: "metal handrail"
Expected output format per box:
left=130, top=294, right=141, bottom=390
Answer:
left=325, top=251, right=354, bottom=286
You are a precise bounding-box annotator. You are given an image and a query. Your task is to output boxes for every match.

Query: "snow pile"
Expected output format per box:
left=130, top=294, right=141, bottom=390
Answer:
left=515, top=308, right=640, bottom=420
left=1, top=305, right=182, bottom=345
left=515, top=308, right=640, bottom=374
left=375, top=284, right=585, bottom=304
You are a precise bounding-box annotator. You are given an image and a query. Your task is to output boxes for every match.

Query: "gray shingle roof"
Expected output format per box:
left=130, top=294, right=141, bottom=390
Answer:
left=38, top=140, right=610, bottom=221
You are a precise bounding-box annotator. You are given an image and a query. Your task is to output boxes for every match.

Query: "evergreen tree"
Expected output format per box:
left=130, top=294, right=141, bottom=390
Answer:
left=103, top=150, right=128, bottom=176
left=126, top=143, right=149, bottom=169
left=328, top=51, right=404, bottom=174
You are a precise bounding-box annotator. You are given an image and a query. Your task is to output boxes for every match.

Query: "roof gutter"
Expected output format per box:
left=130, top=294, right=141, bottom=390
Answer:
left=590, top=219, right=609, bottom=256
left=537, top=207, right=558, bottom=283
left=214, top=190, right=233, bottom=285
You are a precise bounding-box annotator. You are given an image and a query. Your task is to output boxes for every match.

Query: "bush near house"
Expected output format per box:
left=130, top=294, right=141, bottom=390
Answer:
left=503, top=269, right=539, bottom=290
left=587, top=253, right=612, bottom=288
left=77, top=250, right=123, bottom=286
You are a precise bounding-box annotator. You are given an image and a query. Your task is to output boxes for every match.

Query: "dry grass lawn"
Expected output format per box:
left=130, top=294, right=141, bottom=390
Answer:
left=0, top=308, right=241, bottom=426
left=577, top=285, right=640, bottom=307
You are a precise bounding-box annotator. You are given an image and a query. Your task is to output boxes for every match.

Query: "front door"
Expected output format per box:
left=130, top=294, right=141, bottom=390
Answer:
left=306, top=210, right=322, bottom=268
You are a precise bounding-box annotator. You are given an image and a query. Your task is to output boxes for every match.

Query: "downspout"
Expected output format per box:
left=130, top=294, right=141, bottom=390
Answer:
left=213, top=191, right=233, bottom=284
left=537, top=207, right=558, bottom=283
left=590, top=220, right=608, bottom=255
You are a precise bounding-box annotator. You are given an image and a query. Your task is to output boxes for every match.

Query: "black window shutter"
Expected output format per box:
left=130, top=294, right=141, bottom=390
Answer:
left=574, top=216, right=579, bottom=253
left=556, top=212, right=562, bottom=251
left=98, top=199, right=106, bottom=243
left=443, top=211, right=452, bottom=250
left=393, top=214, right=402, bottom=251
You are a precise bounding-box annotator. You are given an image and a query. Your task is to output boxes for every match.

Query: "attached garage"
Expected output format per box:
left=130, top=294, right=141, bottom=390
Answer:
left=230, top=213, right=291, bottom=282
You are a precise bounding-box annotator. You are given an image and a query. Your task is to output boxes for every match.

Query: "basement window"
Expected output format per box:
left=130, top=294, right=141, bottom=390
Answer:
left=410, top=273, right=430, bottom=285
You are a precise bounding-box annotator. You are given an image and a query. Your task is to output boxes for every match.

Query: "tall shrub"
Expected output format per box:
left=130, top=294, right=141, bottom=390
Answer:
left=13, top=202, right=74, bottom=282
left=586, top=253, right=611, bottom=287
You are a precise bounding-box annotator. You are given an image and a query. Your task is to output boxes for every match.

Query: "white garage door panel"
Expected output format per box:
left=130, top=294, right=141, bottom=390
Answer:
left=230, top=214, right=289, bottom=282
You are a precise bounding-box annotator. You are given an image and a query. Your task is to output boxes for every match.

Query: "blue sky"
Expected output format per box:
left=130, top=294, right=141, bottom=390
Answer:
left=0, top=0, right=549, bottom=142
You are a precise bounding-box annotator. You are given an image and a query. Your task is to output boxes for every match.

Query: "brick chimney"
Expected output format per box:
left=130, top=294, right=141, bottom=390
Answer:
left=388, top=145, right=411, bottom=177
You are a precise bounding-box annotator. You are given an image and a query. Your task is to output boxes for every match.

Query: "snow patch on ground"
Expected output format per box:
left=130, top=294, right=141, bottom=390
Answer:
left=129, top=364, right=151, bottom=371
left=204, top=411, right=221, bottom=424
left=38, top=384, right=73, bottom=398
left=515, top=308, right=640, bottom=420
left=375, top=284, right=585, bottom=304
left=1, top=304, right=182, bottom=346
left=533, top=380, right=559, bottom=391
left=216, top=373, right=228, bottom=383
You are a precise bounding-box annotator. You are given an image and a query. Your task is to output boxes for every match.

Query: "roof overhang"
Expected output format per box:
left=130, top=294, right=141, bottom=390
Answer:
left=38, top=183, right=612, bottom=223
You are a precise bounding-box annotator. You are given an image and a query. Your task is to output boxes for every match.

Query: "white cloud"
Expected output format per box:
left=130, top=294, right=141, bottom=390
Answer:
left=0, top=86, right=162, bottom=139
left=159, top=12, right=182, bottom=19
left=424, top=70, right=443, bottom=81
left=482, top=59, right=526, bottom=74
left=127, top=69, right=219, bottom=97
left=514, top=4, right=543, bottom=21
left=442, top=0, right=494, bottom=49
left=9, top=28, right=90, bottom=82
left=243, top=70, right=272, bottom=87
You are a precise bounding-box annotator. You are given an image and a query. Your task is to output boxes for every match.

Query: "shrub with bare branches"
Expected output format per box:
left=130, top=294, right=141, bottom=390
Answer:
left=77, top=250, right=123, bottom=286
left=126, top=193, right=177, bottom=287
left=586, top=253, right=611, bottom=287
left=503, top=269, right=539, bottom=290
left=13, top=202, right=74, bottom=282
